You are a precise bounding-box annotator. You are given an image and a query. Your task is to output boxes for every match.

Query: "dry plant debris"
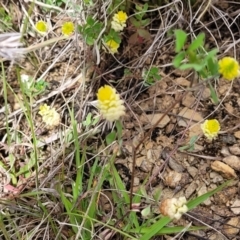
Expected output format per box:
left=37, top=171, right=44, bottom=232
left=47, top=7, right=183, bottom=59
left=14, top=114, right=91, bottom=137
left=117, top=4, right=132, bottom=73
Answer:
left=1, top=0, right=240, bottom=239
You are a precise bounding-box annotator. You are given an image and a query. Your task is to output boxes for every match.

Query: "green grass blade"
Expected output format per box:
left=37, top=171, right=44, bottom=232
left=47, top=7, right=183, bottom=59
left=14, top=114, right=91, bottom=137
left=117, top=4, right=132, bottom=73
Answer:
left=187, top=180, right=231, bottom=210
left=139, top=216, right=171, bottom=240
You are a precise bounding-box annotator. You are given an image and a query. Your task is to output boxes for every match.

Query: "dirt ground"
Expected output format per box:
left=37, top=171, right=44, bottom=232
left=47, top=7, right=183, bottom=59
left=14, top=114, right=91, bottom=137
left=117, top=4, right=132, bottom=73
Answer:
left=1, top=1, right=240, bottom=239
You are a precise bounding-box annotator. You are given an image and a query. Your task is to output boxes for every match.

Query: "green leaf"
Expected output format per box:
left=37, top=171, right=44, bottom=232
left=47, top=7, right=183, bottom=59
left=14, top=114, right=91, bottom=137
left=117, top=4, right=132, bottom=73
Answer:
left=106, top=131, right=116, bottom=145
left=204, top=48, right=218, bottom=61
left=153, top=188, right=162, bottom=202
left=141, top=205, right=151, bottom=218
left=187, top=32, right=205, bottom=51
left=86, top=16, right=95, bottom=26
left=86, top=36, right=94, bottom=45
left=129, top=17, right=141, bottom=28
left=207, top=57, right=219, bottom=76
left=140, top=18, right=150, bottom=26
left=173, top=51, right=185, bottom=67
left=208, top=82, right=219, bottom=104
left=179, top=63, right=204, bottom=71
left=137, top=28, right=151, bottom=40
left=174, top=30, right=187, bottom=52
left=143, top=3, right=149, bottom=11
left=92, top=116, right=99, bottom=126
left=116, top=120, right=123, bottom=139
left=83, top=113, right=92, bottom=126
left=140, top=185, right=149, bottom=199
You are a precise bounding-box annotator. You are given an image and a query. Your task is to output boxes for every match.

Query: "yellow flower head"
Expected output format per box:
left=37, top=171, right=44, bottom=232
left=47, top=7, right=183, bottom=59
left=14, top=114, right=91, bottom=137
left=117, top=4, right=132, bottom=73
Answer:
left=35, top=20, right=48, bottom=33
left=111, top=11, right=128, bottom=32
left=61, top=21, right=75, bottom=36
left=113, top=11, right=128, bottom=24
left=105, top=39, right=119, bottom=54
left=160, top=197, right=188, bottom=220
left=39, top=104, right=60, bottom=128
left=39, top=104, right=50, bottom=115
left=97, top=85, right=125, bottom=122
left=201, top=119, right=220, bottom=141
left=218, top=57, right=240, bottom=81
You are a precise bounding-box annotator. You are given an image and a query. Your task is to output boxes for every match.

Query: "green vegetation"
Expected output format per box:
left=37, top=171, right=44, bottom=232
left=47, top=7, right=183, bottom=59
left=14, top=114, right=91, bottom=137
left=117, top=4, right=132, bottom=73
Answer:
left=0, top=0, right=239, bottom=239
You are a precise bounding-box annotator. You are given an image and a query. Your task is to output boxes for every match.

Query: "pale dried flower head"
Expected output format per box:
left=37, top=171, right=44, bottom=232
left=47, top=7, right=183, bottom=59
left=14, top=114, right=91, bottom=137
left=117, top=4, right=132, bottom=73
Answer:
left=39, top=104, right=60, bottom=128
left=159, top=197, right=188, bottom=220
left=111, top=11, right=128, bottom=32
left=97, top=85, right=125, bottom=122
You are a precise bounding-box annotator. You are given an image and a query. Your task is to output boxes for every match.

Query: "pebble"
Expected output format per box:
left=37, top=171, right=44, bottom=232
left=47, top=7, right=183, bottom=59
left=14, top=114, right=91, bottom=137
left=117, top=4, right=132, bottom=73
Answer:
left=224, top=102, right=234, bottom=114
left=221, top=134, right=236, bottom=145
left=222, top=155, right=240, bottom=171
left=136, top=156, right=152, bottom=172
left=177, top=107, right=203, bottom=127
left=168, top=157, right=185, bottom=173
left=220, top=146, right=230, bottom=157
left=175, top=77, right=190, bottom=87
left=201, top=87, right=211, bottom=100
left=188, top=124, right=202, bottom=140
left=164, top=171, right=182, bottom=188
left=214, top=187, right=237, bottom=205
left=182, top=92, right=196, bottom=108
left=187, top=166, right=198, bottom=178
left=197, top=184, right=211, bottom=205
left=223, top=217, right=240, bottom=237
left=209, top=233, right=228, bottom=240
left=133, top=177, right=140, bottom=186
left=229, top=144, right=240, bottom=155
left=164, top=170, right=190, bottom=189
left=209, top=172, right=223, bottom=183
left=231, top=199, right=240, bottom=214
left=185, top=181, right=198, bottom=198
left=234, top=131, right=240, bottom=139
left=211, top=160, right=237, bottom=179
left=141, top=113, right=170, bottom=128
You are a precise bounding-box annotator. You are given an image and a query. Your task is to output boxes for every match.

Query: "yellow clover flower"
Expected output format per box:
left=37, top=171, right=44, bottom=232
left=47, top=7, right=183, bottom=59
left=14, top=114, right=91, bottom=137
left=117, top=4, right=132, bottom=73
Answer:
left=218, top=57, right=240, bottom=80
left=113, top=11, right=128, bottom=24
left=97, top=85, right=125, bottom=122
left=35, top=20, right=48, bottom=33
left=111, top=11, right=128, bottom=32
left=105, top=39, right=119, bottom=54
left=201, top=119, right=220, bottom=141
left=39, top=104, right=60, bottom=128
left=160, top=197, right=188, bottom=220
left=61, top=21, right=74, bottom=36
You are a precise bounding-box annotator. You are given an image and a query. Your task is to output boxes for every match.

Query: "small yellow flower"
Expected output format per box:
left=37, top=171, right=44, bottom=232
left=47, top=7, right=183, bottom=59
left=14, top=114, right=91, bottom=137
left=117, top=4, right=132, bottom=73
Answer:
left=35, top=20, right=48, bottom=33
left=39, top=104, right=50, bottom=115
left=39, top=104, right=60, bottom=128
left=218, top=57, right=240, bottom=80
left=97, top=85, right=125, bottom=122
left=113, top=11, right=128, bottom=24
left=160, top=197, right=188, bottom=220
left=111, top=11, right=128, bottom=32
left=105, top=39, right=119, bottom=54
left=61, top=21, right=74, bottom=36
left=201, top=119, right=220, bottom=141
